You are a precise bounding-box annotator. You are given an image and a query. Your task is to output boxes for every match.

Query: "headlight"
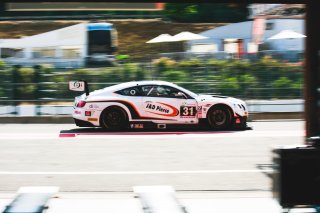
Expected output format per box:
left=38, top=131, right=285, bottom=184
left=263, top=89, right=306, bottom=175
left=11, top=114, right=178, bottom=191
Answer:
left=234, top=103, right=246, bottom=111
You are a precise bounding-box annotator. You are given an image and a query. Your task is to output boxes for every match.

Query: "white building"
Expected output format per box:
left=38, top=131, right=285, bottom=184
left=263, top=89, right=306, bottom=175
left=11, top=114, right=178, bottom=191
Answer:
left=188, top=19, right=304, bottom=55
left=0, top=22, right=117, bottom=68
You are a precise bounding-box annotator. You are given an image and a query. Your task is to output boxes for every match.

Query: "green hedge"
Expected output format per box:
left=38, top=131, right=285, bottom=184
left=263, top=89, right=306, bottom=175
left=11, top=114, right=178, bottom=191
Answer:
left=152, top=57, right=303, bottom=99
left=0, top=57, right=303, bottom=102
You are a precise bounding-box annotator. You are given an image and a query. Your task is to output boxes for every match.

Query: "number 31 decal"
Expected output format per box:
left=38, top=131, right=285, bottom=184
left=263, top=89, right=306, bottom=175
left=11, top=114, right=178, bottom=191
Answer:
left=180, top=106, right=197, bottom=117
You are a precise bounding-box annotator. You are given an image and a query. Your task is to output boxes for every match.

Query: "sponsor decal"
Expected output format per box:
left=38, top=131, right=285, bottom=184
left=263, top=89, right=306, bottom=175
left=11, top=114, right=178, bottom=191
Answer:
left=197, top=106, right=203, bottom=117
left=130, top=124, right=144, bottom=129
left=88, top=118, right=98, bottom=122
left=87, top=100, right=177, bottom=121
left=89, top=104, right=99, bottom=109
left=144, top=102, right=179, bottom=117
left=69, top=81, right=85, bottom=91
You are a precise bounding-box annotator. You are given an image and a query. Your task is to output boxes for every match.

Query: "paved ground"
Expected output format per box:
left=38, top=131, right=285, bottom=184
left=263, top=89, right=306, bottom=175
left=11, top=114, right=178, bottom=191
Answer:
left=0, top=121, right=306, bottom=212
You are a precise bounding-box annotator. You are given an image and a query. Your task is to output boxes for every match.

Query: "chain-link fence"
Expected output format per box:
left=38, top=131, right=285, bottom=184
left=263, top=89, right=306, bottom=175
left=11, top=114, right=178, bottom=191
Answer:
left=159, top=50, right=304, bottom=63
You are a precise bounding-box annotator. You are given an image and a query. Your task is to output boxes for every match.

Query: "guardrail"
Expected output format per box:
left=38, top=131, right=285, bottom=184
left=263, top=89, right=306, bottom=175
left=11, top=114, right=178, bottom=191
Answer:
left=246, top=100, right=304, bottom=112
left=0, top=99, right=304, bottom=116
left=0, top=99, right=73, bottom=116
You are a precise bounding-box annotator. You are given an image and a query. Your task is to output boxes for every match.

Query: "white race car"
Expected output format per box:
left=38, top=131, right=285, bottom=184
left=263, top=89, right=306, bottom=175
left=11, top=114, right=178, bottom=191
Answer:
left=69, top=80, right=248, bottom=130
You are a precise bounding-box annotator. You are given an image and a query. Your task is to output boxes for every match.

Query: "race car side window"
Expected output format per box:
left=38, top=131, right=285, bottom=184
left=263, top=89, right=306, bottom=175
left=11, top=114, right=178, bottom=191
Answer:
left=140, top=85, right=189, bottom=99
left=161, top=86, right=189, bottom=99
left=140, top=85, right=154, bottom=96
left=115, top=86, right=141, bottom=96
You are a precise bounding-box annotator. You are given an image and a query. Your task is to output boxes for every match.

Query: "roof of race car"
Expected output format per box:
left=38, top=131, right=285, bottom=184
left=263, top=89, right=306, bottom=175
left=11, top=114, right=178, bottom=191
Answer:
left=88, top=80, right=198, bottom=98
left=103, top=80, right=178, bottom=92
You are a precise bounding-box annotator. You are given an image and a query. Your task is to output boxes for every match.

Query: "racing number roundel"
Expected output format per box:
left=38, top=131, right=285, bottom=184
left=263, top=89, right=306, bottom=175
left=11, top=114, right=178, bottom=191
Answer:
left=130, top=89, right=136, bottom=95
left=180, top=106, right=197, bottom=117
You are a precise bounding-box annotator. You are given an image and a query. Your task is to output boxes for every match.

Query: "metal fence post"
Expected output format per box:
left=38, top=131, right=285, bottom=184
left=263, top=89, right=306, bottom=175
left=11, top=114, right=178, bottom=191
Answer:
left=11, top=65, right=21, bottom=115
left=33, top=65, right=42, bottom=116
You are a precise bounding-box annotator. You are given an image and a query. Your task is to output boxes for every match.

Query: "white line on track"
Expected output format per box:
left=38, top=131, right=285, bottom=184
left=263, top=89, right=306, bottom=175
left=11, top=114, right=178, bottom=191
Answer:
left=0, top=170, right=273, bottom=175
left=0, top=130, right=304, bottom=140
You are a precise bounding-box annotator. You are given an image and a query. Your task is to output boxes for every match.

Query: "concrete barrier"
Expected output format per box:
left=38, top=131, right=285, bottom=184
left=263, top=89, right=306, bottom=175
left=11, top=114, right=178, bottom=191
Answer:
left=248, top=112, right=303, bottom=121
left=0, top=116, right=73, bottom=124
left=0, top=112, right=303, bottom=124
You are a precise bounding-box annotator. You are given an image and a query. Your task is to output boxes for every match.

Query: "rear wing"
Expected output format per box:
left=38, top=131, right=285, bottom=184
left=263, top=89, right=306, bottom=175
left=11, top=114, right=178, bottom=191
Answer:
left=69, top=80, right=90, bottom=96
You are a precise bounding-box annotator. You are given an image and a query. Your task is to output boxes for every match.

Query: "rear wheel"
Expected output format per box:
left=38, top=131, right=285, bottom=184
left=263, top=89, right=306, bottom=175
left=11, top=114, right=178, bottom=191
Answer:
left=100, top=107, right=128, bottom=130
left=207, top=106, right=232, bottom=130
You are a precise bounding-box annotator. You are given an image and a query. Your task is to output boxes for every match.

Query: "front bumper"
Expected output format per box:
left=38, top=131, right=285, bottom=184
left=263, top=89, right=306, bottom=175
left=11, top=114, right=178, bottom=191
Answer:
left=232, top=116, right=248, bottom=129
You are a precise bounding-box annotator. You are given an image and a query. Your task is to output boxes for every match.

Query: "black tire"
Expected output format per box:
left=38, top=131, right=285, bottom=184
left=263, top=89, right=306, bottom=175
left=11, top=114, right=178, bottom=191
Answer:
left=100, top=107, right=128, bottom=130
left=207, top=106, right=232, bottom=130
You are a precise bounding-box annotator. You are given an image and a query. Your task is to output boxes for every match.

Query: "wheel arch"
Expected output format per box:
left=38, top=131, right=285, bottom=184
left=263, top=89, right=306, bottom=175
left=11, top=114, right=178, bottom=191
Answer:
left=99, top=103, right=132, bottom=124
left=206, top=103, right=234, bottom=119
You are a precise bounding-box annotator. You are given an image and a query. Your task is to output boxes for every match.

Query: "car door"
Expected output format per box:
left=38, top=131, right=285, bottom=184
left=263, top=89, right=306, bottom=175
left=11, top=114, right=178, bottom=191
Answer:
left=115, top=86, right=149, bottom=119
left=140, top=85, right=198, bottom=124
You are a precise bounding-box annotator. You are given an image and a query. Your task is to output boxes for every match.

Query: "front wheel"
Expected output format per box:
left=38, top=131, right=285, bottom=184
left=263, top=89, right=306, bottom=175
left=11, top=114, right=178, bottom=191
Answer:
left=207, top=106, right=232, bottom=130
left=100, top=107, right=128, bottom=130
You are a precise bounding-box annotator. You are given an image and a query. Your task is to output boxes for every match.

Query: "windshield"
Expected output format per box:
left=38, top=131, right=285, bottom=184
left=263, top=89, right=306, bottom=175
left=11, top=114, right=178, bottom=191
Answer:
left=174, top=84, right=198, bottom=98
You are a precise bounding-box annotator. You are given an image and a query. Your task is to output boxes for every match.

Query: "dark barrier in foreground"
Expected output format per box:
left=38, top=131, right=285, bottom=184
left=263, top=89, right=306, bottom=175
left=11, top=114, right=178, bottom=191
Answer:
left=273, top=140, right=320, bottom=210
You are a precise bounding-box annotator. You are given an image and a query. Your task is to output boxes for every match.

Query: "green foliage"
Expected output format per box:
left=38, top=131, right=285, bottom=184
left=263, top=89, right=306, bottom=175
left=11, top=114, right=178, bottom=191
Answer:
left=152, top=57, right=177, bottom=77
left=271, top=77, right=298, bottom=97
left=122, top=63, right=142, bottom=81
left=272, top=77, right=292, bottom=88
left=17, top=68, right=35, bottom=82
left=0, top=60, right=6, bottom=70
left=0, top=57, right=304, bottom=101
left=10, top=67, right=36, bottom=100
left=0, top=68, right=12, bottom=98
left=152, top=57, right=303, bottom=99
left=161, top=70, right=189, bottom=82
left=217, top=77, right=240, bottom=96
left=164, top=3, right=249, bottom=22
left=179, top=59, right=202, bottom=67
left=0, top=87, right=4, bottom=97
left=153, top=57, right=177, bottom=69
left=116, top=55, right=129, bottom=60
left=239, top=74, right=258, bottom=89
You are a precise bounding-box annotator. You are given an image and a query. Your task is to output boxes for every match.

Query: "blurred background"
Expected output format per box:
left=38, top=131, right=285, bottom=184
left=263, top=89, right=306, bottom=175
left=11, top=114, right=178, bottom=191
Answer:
left=0, top=3, right=305, bottom=117
left=0, top=3, right=312, bottom=212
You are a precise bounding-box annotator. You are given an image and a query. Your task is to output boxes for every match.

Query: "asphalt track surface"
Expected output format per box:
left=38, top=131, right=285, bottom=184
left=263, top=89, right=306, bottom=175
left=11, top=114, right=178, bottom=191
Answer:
left=0, top=121, right=304, bottom=193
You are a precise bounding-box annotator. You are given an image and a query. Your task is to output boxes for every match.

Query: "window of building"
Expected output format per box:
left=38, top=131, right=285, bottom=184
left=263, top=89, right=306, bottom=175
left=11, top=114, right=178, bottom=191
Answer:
left=32, top=48, right=55, bottom=58
left=265, top=22, right=275, bottom=30
left=62, top=48, right=81, bottom=59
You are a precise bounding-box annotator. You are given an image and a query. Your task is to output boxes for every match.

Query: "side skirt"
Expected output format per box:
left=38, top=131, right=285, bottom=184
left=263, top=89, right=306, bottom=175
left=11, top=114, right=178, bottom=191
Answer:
left=128, top=121, right=200, bottom=131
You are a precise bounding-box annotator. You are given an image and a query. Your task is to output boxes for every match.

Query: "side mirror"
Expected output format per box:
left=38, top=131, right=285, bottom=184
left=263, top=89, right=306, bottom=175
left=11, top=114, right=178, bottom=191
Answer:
left=69, top=81, right=89, bottom=96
